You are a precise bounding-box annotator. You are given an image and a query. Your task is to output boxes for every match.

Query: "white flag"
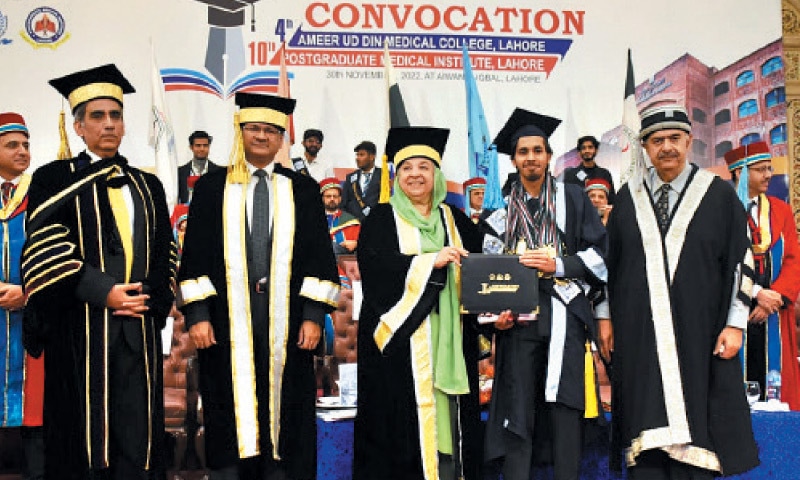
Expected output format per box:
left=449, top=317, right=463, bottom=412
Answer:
left=619, top=48, right=644, bottom=187
left=274, top=42, right=294, bottom=169
left=149, top=42, right=179, bottom=212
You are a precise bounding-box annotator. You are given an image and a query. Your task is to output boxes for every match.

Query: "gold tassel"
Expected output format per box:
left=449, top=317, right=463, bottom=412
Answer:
left=227, top=112, right=249, bottom=184
left=57, top=109, right=72, bottom=160
left=584, top=341, right=599, bottom=418
left=379, top=153, right=391, bottom=203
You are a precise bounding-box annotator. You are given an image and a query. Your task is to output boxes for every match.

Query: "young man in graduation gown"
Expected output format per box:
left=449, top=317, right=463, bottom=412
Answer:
left=0, top=113, right=44, bottom=480
left=353, top=127, right=485, bottom=480
left=725, top=141, right=800, bottom=409
left=480, top=109, right=608, bottom=480
left=178, top=93, right=340, bottom=480
left=21, top=65, right=176, bottom=479
left=601, top=105, right=758, bottom=478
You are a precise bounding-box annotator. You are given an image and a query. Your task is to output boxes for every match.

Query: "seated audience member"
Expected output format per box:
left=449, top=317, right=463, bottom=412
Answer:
left=462, top=177, right=486, bottom=222
left=178, top=130, right=223, bottom=203
left=725, top=141, right=800, bottom=409
left=321, top=177, right=360, bottom=255
left=585, top=178, right=612, bottom=225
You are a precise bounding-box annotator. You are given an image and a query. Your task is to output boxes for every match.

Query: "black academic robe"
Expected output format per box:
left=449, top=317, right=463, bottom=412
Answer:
left=353, top=203, right=484, bottom=480
left=606, top=167, right=758, bottom=475
left=482, top=181, right=608, bottom=463
left=177, top=165, right=339, bottom=478
left=21, top=153, right=176, bottom=478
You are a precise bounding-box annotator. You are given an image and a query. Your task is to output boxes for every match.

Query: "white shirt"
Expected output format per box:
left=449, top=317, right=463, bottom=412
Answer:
left=245, top=161, right=275, bottom=233
left=305, top=154, right=334, bottom=182
left=359, top=166, right=375, bottom=192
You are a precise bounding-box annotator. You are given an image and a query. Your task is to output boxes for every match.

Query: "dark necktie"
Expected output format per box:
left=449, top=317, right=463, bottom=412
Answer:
left=655, top=184, right=670, bottom=233
left=251, top=169, right=270, bottom=279
left=1, top=182, right=14, bottom=205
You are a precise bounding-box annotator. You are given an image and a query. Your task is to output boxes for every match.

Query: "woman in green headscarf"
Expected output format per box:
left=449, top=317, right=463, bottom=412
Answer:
left=353, top=127, right=485, bottom=480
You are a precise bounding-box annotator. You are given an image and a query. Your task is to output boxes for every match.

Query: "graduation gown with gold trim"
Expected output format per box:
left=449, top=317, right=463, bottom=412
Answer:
left=21, top=153, right=176, bottom=477
left=177, top=165, right=340, bottom=478
left=606, top=168, right=758, bottom=475
left=353, top=203, right=484, bottom=480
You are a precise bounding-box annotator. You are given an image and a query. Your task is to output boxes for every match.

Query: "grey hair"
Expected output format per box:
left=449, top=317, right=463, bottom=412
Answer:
left=73, top=104, right=87, bottom=123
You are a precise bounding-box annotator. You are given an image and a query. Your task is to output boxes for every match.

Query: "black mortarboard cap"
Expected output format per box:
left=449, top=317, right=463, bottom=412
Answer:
left=196, top=0, right=260, bottom=27
left=493, top=108, right=561, bottom=156
left=234, top=92, right=296, bottom=131
left=49, top=64, right=135, bottom=113
left=385, top=127, right=449, bottom=167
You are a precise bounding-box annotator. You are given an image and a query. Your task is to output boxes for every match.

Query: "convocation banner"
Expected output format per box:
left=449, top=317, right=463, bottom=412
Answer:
left=0, top=1, right=785, bottom=199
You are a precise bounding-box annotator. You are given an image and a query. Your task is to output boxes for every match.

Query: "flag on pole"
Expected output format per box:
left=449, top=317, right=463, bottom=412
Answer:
left=274, top=42, right=294, bottom=169
left=619, top=48, right=644, bottom=187
left=384, top=41, right=410, bottom=129
left=149, top=42, right=179, bottom=212
left=462, top=45, right=503, bottom=209
left=380, top=41, right=410, bottom=203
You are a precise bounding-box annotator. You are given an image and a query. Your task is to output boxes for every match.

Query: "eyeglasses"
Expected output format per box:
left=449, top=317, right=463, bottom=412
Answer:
left=749, top=165, right=773, bottom=174
left=242, top=125, right=282, bottom=136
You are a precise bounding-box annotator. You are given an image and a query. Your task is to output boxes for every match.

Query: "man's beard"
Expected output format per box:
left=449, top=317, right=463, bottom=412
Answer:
left=325, top=202, right=339, bottom=212
left=306, top=145, right=320, bottom=156
left=581, top=153, right=595, bottom=163
left=521, top=171, right=543, bottom=182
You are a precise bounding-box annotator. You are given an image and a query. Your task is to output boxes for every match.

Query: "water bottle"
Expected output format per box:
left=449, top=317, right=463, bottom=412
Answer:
left=766, top=370, right=782, bottom=402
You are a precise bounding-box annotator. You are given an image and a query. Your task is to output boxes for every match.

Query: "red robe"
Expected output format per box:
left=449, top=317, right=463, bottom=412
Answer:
left=749, top=195, right=800, bottom=410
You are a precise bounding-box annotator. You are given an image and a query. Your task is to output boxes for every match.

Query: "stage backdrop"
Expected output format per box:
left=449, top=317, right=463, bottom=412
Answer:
left=0, top=0, right=785, bottom=200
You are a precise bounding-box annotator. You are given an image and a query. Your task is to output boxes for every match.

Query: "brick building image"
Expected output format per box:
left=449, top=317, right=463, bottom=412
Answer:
left=557, top=38, right=788, bottom=199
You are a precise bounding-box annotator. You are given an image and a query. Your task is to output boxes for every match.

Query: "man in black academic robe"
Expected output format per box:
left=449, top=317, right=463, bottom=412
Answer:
left=178, top=93, right=339, bottom=480
left=22, top=65, right=175, bottom=479
left=481, top=109, right=607, bottom=480
left=601, top=105, right=758, bottom=479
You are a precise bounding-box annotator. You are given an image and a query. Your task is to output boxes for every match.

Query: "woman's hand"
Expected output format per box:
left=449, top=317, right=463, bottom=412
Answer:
left=434, top=246, right=470, bottom=268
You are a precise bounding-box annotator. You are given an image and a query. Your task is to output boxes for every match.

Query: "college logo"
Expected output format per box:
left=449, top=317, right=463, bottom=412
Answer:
left=20, top=6, right=70, bottom=49
left=0, top=9, right=11, bottom=45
